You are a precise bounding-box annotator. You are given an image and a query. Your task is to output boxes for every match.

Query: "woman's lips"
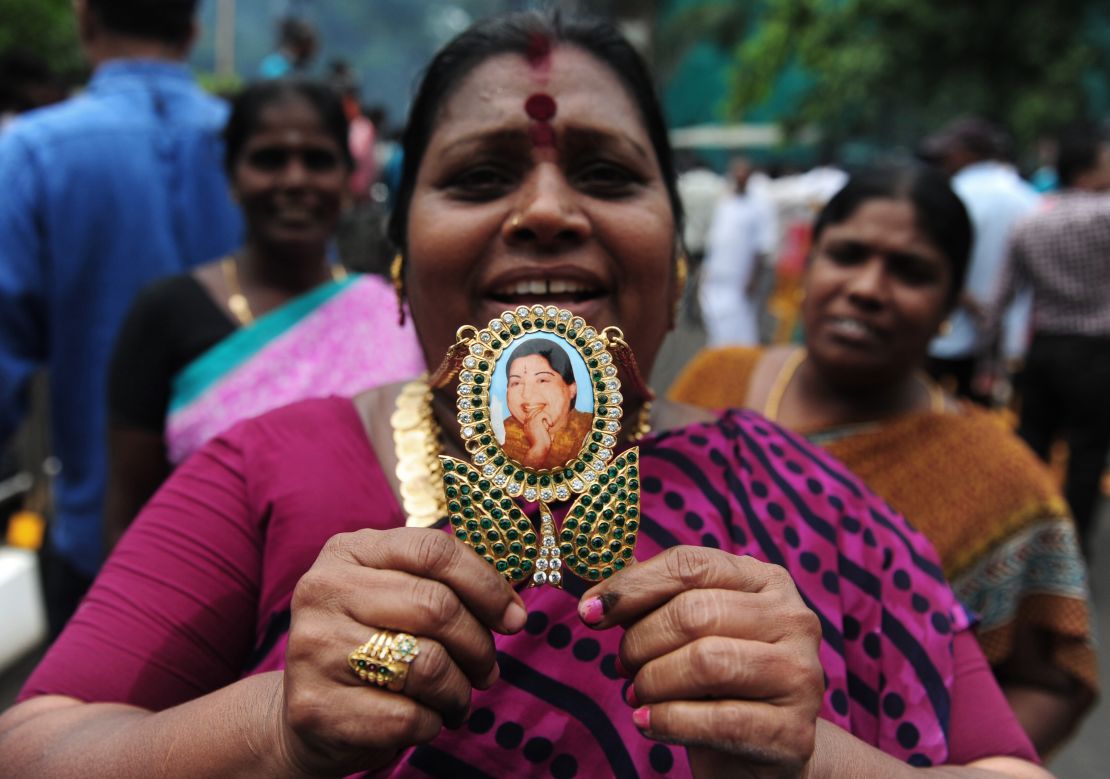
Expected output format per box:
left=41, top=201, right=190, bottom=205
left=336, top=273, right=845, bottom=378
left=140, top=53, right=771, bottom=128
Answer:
left=823, top=315, right=884, bottom=346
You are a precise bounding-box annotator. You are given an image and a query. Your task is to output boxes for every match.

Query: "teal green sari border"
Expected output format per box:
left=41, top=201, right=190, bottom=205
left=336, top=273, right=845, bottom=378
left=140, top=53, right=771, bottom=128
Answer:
left=169, top=277, right=357, bottom=414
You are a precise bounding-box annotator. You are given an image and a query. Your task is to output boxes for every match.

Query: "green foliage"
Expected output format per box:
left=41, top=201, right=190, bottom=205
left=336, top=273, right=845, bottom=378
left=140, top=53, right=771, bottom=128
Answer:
left=723, top=0, right=1107, bottom=150
left=0, top=0, right=82, bottom=78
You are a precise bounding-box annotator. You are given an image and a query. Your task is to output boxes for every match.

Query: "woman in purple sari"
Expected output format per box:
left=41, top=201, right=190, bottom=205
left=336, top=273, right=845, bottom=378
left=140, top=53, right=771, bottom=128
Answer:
left=2, top=12, right=1047, bottom=778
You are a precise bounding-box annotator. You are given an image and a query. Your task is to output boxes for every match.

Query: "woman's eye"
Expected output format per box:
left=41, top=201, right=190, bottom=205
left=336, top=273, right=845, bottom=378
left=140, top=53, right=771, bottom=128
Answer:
left=445, top=166, right=516, bottom=199
left=575, top=162, right=639, bottom=195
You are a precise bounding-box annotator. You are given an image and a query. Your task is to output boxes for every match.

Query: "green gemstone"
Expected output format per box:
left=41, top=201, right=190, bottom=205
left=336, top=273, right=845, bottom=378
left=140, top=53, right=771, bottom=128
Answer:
left=474, top=374, right=484, bottom=384
left=446, top=487, right=458, bottom=499
left=561, top=529, right=574, bottom=541
left=576, top=337, right=586, bottom=347
left=527, top=473, right=538, bottom=485
left=539, top=475, right=551, bottom=486
left=466, top=519, right=479, bottom=531
left=614, top=558, right=626, bottom=570
left=595, top=420, right=606, bottom=430
left=588, top=569, right=601, bottom=580
left=491, top=509, right=503, bottom=520
left=574, top=462, right=586, bottom=473
left=589, top=484, right=601, bottom=496
left=509, top=325, right=521, bottom=335
left=601, top=551, right=614, bottom=562
left=455, top=529, right=468, bottom=540
left=496, top=560, right=508, bottom=572
left=482, top=498, right=495, bottom=511
left=627, top=520, right=639, bottom=532
left=609, top=539, right=622, bottom=551
left=507, top=554, right=520, bottom=566
left=444, top=474, right=457, bottom=485
left=546, top=319, right=557, bottom=329
left=493, top=543, right=506, bottom=555
left=573, top=505, right=585, bottom=517
left=601, top=567, right=613, bottom=578
left=576, top=563, right=589, bottom=576
left=627, top=452, right=637, bottom=463
left=521, top=559, right=534, bottom=572
left=514, top=471, right=525, bottom=482
left=510, top=568, right=523, bottom=580
left=443, top=461, right=455, bottom=472
left=498, top=518, right=511, bottom=530
left=525, top=546, right=538, bottom=559
left=565, top=517, right=579, bottom=529
left=450, top=515, right=463, bottom=527
left=516, top=518, right=529, bottom=530
left=480, top=518, right=492, bottom=529
left=560, top=543, right=574, bottom=557
left=480, top=435, right=492, bottom=445
left=626, top=533, right=637, bottom=546
left=584, top=348, right=593, bottom=357
left=557, top=324, right=567, bottom=333
left=486, top=530, right=499, bottom=541
left=622, top=547, right=634, bottom=559
left=510, top=541, right=523, bottom=554
left=575, top=533, right=588, bottom=546
left=522, top=320, right=533, bottom=330
left=591, top=536, right=605, bottom=549
left=467, top=472, right=479, bottom=483
left=463, top=507, right=476, bottom=519
left=595, top=381, right=605, bottom=392
left=479, top=361, right=489, bottom=371
left=579, top=522, right=593, bottom=535
left=523, top=532, right=537, bottom=545
left=598, top=522, right=610, bottom=534
left=598, top=395, right=608, bottom=404
left=473, top=411, right=484, bottom=421
left=589, top=359, right=599, bottom=369
left=613, top=528, right=624, bottom=539
left=586, top=510, right=598, bottom=522
left=567, top=329, right=578, bottom=339
left=448, top=501, right=461, bottom=513
left=506, top=529, right=519, bottom=541
left=588, top=552, right=601, bottom=565
left=581, top=496, right=592, bottom=507
left=470, top=531, right=482, bottom=543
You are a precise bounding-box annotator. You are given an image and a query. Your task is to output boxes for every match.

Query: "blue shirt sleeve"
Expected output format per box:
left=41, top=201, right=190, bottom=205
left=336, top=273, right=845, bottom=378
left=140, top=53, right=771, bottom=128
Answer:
left=0, top=131, right=48, bottom=440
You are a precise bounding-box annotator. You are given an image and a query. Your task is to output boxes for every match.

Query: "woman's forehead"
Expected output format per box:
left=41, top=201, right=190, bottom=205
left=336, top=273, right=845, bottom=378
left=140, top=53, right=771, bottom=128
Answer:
left=432, top=46, right=646, bottom=143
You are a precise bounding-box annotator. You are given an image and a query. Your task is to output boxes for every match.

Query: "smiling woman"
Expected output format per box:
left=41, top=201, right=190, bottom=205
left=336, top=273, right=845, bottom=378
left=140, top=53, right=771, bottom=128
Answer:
left=0, top=16, right=1053, bottom=779
left=101, top=80, right=424, bottom=549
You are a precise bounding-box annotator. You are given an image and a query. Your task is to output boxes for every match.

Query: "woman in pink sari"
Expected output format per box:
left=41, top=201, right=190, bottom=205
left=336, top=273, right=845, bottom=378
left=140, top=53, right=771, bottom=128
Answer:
left=104, top=80, right=424, bottom=549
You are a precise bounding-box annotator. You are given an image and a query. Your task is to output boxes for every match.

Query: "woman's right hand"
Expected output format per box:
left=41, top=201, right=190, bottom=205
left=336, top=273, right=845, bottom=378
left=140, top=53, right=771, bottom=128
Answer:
left=276, top=527, right=528, bottom=776
left=523, top=410, right=553, bottom=467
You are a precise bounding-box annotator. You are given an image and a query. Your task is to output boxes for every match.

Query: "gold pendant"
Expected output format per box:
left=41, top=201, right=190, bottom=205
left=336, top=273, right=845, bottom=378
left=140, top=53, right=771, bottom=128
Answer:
left=439, top=306, right=641, bottom=587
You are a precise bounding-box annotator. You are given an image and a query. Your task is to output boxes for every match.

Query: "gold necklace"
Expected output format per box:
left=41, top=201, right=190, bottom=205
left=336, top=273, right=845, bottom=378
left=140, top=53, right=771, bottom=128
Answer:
left=391, top=377, right=652, bottom=529
left=220, top=255, right=349, bottom=327
left=763, top=347, right=946, bottom=422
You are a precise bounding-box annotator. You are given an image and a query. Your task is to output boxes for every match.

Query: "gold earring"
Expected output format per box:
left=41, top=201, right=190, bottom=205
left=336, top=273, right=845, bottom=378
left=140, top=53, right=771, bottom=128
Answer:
left=390, top=252, right=406, bottom=327
left=509, top=213, right=523, bottom=230
left=671, top=253, right=689, bottom=326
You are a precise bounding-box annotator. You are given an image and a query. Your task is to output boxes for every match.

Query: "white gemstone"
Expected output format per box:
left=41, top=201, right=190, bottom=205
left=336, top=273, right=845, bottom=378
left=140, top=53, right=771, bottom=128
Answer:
left=608, top=408, right=620, bottom=418
left=483, top=464, right=496, bottom=476
left=601, top=435, right=616, bottom=447
left=584, top=328, right=596, bottom=339
left=507, top=481, right=522, bottom=496
left=555, top=486, right=570, bottom=500
left=464, top=356, right=477, bottom=368
left=540, top=489, right=553, bottom=501
left=590, top=340, right=603, bottom=353
left=550, top=557, right=562, bottom=570
left=606, top=422, right=619, bottom=432
left=536, top=558, right=550, bottom=571
left=462, top=426, right=475, bottom=437
left=459, top=385, right=471, bottom=395
left=605, top=366, right=617, bottom=377
left=571, top=478, right=584, bottom=491
left=539, top=546, right=550, bottom=557
left=549, top=571, right=562, bottom=585
left=571, top=317, right=585, bottom=330
left=558, top=310, right=571, bottom=321
left=606, top=380, right=618, bottom=391
left=459, top=412, right=473, bottom=424
left=492, top=320, right=504, bottom=331
left=480, top=332, right=491, bottom=343
left=474, top=452, right=487, bottom=464
left=502, top=312, right=515, bottom=323
left=460, top=371, right=473, bottom=382
left=583, top=470, right=596, bottom=483
left=524, top=488, right=537, bottom=501
left=494, top=474, right=508, bottom=486
left=597, top=448, right=612, bottom=461
left=531, top=305, right=545, bottom=316
left=550, top=546, right=561, bottom=557
left=610, top=392, right=623, bottom=405
left=545, top=305, right=558, bottom=317
left=470, top=344, right=485, bottom=356
left=533, top=571, right=548, bottom=585
left=459, top=399, right=472, bottom=411
left=516, top=306, right=530, bottom=317
left=543, top=535, right=556, bottom=547
left=599, top=353, right=612, bottom=365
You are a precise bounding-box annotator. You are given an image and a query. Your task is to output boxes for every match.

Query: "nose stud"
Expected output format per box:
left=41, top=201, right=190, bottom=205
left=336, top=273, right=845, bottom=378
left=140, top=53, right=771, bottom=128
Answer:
left=509, top=214, right=523, bottom=230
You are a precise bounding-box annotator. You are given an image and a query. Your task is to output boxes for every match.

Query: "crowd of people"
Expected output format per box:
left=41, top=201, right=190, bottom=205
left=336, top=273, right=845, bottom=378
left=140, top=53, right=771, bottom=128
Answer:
left=0, top=1, right=1105, bottom=776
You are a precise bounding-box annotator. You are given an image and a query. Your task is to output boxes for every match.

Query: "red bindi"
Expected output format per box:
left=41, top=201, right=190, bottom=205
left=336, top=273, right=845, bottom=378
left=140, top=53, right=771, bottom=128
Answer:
left=525, top=93, right=557, bottom=122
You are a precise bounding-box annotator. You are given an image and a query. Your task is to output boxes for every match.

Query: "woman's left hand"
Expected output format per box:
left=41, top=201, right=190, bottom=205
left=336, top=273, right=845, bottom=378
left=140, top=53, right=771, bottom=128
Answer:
left=578, top=546, right=824, bottom=779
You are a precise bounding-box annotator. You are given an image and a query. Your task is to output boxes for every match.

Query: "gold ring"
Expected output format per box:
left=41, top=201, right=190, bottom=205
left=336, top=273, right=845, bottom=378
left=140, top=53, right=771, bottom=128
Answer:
left=348, top=631, right=420, bottom=692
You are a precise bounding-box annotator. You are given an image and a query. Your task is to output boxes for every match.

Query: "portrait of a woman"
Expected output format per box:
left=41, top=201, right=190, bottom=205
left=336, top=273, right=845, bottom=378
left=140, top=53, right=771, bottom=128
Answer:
left=499, top=338, right=592, bottom=470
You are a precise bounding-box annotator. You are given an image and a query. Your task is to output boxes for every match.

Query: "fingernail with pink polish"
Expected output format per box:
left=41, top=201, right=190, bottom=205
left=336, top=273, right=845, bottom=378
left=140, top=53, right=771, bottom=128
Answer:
left=632, top=706, right=651, bottom=731
left=614, top=655, right=629, bottom=677
left=625, top=683, right=640, bottom=707
left=579, top=596, right=605, bottom=625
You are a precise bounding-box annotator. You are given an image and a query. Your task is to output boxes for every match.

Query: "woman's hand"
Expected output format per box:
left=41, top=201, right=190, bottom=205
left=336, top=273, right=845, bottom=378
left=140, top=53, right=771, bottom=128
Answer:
left=577, top=546, right=824, bottom=779
left=278, top=527, right=528, bottom=776
left=523, top=409, right=554, bottom=467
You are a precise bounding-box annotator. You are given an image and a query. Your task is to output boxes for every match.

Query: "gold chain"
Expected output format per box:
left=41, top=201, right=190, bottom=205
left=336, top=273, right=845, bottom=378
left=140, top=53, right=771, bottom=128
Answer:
left=220, top=255, right=349, bottom=327
left=764, top=347, right=946, bottom=422
left=392, top=378, right=448, bottom=528
left=391, top=377, right=652, bottom=528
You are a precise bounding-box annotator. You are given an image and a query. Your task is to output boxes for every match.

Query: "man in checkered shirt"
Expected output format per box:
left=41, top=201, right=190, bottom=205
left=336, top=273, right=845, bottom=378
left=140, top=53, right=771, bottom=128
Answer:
left=989, top=126, right=1110, bottom=555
